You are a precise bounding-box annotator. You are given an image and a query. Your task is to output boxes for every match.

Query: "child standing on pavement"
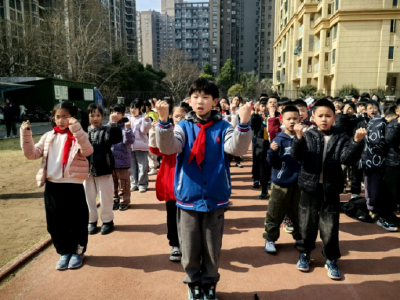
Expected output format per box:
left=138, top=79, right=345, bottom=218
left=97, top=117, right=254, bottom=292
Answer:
left=111, top=103, right=134, bottom=211
left=263, top=106, right=302, bottom=254
left=291, top=99, right=367, bottom=280
left=20, top=101, right=93, bottom=270
left=149, top=102, right=189, bottom=262
left=144, top=100, right=160, bottom=176
left=156, top=78, right=252, bottom=300
left=84, top=104, right=123, bottom=235
left=129, top=99, right=152, bottom=193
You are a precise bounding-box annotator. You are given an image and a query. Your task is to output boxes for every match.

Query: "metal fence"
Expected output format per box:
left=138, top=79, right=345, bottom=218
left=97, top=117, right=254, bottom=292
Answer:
left=273, top=89, right=400, bottom=100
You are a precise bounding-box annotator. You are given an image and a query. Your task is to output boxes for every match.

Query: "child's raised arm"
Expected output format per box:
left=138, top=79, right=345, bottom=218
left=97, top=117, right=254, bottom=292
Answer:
left=69, top=118, right=93, bottom=157
left=20, top=121, right=46, bottom=160
left=290, top=124, right=307, bottom=162
left=141, top=114, right=152, bottom=135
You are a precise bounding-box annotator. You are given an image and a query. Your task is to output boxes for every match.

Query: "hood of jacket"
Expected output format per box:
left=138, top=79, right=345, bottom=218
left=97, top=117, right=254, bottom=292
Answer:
left=185, top=110, right=223, bottom=124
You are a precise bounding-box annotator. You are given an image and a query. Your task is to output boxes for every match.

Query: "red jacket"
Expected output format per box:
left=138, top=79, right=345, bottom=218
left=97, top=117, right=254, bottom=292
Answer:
left=149, top=146, right=176, bottom=201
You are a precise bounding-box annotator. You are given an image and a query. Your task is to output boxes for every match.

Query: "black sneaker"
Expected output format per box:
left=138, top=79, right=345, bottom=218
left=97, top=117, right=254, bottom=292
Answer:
left=188, top=282, right=202, bottom=300
left=101, top=221, right=114, bottom=235
left=119, top=204, right=129, bottom=211
left=88, top=221, right=98, bottom=235
left=258, top=191, right=270, bottom=199
left=113, top=199, right=120, bottom=210
left=236, top=163, right=243, bottom=168
left=376, top=217, right=398, bottom=232
left=253, top=181, right=260, bottom=189
left=202, top=282, right=218, bottom=300
left=296, top=252, right=311, bottom=272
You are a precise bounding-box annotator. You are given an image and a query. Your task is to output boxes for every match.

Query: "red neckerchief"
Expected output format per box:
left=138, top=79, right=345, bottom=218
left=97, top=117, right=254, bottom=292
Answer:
left=188, top=121, right=214, bottom=170
left=53, top=126, right=75, bottom=176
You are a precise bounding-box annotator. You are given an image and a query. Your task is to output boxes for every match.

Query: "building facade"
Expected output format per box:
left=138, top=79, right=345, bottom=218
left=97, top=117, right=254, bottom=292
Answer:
left=175, top=1, right=210, bottom=69
left=273, top=0, right=400, bottom=96
left=208, top=0, right=274, bottom=78
left=161, top=0, right=183, bottom=17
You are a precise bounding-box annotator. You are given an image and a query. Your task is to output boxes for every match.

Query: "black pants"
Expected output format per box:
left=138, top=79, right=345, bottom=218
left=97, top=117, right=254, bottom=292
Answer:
left=5, top=120, right=17, bottom=137
left=166, top=200, right=179, bottom=247
left=44, top=181, right=89, bottom=255
left=343, top=164, right=362, bottom=195
left=259, top=155, right=271, bottom=192
left=383, top=166, right=400, bottom=211
left=295, top=184, right=341, bottom=260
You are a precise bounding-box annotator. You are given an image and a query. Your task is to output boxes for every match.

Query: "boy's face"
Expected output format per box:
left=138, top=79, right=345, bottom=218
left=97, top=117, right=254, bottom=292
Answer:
left=89, top=109, right=104, bottom=127
left=130, top=107, right=140, bottom=117
left=259, top=103, right=267, bottom=113
left=267, top=98, right=278, bottom=110
left=358, top=104, right=366, bottom=113
left=189, top=91, right=218, bottom=120
left=352, top=97, right=358, bottom=104
left=343, top=104, right=355, bottom=117
left=296, top=105, right=308, bottom=122
left=333, top=101, right=343, bottom=111
left=112, top=111, right=124, bottom=122
left=282, top=112, right=299, bottom=134
left=366, top=104, right=379, bottom=117
left=312, top=106, right=336, bottom=131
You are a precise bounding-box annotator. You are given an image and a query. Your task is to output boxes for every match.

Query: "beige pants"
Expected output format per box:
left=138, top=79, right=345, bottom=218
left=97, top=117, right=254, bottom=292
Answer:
left=148, top=152, right=159, bottom=170
left=84, top=174, right=114, bottom=223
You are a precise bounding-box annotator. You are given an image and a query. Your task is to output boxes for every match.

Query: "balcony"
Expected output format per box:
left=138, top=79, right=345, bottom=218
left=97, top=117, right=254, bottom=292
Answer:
left=324, top=60, right=328, bottom=69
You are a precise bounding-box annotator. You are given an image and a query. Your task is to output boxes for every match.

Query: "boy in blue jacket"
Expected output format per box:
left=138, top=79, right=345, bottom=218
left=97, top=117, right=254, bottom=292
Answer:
left=263, top=106, right=302, bottom=254
left=155, top=78, right=252, bottom=300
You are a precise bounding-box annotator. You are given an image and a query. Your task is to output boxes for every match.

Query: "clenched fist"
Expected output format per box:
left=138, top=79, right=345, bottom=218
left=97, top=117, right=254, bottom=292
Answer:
left=239, top=102, right=252, bottom=124
left=21, top=120, right=31, bottom=131
left=144, top=114, right=150, bottom=121
left=125, top=121, right=131, bottom=131
left=294, top=123, right=304, bottom=140
left=156, top=100, right=170, bottom=123
left=110, top=113, right=119, bottom=123
left=270, top=141, right=279, bottom=151
left=354, top=128, right=367, bottom=143
left=69, top=117, right=78, bottom=126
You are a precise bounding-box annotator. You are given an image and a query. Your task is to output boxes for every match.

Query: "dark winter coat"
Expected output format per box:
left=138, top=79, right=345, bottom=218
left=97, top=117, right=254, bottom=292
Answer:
left=251, top=113, right=281, bottom=159
left=291, top=128, right=364, bottom=201
left=111, top=117, right=135, bottom=169
left=385, top=117, right=400, bottom=168
left=87, top=124, right=123, bottom=177
left=358, top=116, right=389, bottom=170
left=4, top=102, right=18, bottom=121
left=334, top=113, right=365, bottom=139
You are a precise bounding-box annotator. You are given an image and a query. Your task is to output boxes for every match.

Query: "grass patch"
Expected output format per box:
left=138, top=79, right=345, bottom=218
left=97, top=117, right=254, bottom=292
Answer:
left=0, top=135, right=43, bottom=164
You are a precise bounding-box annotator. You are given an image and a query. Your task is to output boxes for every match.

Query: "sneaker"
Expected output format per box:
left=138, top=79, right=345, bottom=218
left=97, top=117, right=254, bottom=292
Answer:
left=252, top=180, right=260, bottom=189
left=113, top=199, right=120, bottom=210
left=119, top=204, right=129, bottom=211
left=101, top=221, right=114, bottom=235
left=68, top=253, right=85, bottom=269
left=296, top=252, right=310, bottom=272
left=55, top=254, right=72, bottom=270
left=88, top=221, right=98, bottom=235
left=264, top=241, right=277, bottom=254
left=188, top=282, right=202, bottom=300
left=351, top=194, right=359, bottom=199
left=148, top=168, right=158, bottom=175
left=170, top=246, right=182, bottom=262
left=376, top=217, right=398, bottom=232
left=281, top=218, right=294, bottom=233
left=130, top=185, right=138, bottom=192
left=258, top=191, right=270, bottom=199
left=325, top=259, right=341, bottom=280
left=202, top=282, right=218, bottom=300
left=139, top=186, right=147, bottom=193
left=3, top=136, right=9, bottom=139
left=236, top=163, right=243, bottom=168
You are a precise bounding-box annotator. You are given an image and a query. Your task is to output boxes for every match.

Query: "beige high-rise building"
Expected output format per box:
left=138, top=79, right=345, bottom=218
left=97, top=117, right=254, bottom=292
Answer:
left=273, top=0, right=400, bottom=97
left=161, top=0, right=183, bottom=17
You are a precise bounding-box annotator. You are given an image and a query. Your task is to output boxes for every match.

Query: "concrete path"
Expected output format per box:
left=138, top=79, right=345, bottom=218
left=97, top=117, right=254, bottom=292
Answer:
left=0, top=151, right=399, bottom=299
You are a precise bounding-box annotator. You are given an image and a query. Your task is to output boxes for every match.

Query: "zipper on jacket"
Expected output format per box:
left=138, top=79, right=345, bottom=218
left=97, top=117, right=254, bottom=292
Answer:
left=177, top=169, right=184, bottom=190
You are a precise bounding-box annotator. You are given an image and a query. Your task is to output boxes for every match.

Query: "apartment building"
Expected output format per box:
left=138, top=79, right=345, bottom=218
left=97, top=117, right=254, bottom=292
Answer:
left=161, top=0, right=183, bottom=17
left=208, top=0, right=274, bottom=78
left=136, top=11, right=143, bottom=62
left=121, top=0, right=137, bottom=59
left=273, top=0, right=400, bottom=96
left=175, top=1, right=210, bottom=69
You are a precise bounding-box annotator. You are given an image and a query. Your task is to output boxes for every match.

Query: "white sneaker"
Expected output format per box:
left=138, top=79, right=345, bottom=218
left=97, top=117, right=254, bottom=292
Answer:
left=351, top=194, right=359, bottom=199
left=12, top=135, right=17, bottom=138
left=139, top=186, right=147, bottom=193
left=148, top=168, right=158, bottom=175
left=265, top=241, right=277, bottom=253
left=130, top=185, right=138, bottom=192
left=170, top=247, right=182, bottom=262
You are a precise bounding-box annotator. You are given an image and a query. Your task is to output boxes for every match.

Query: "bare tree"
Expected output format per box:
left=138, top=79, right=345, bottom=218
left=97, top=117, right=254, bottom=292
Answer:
left=159, top=49, right=200, bottom=102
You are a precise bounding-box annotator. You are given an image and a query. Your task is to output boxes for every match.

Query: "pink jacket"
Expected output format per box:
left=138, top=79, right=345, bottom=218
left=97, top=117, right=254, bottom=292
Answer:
left=20, top=122, right=93, bottom=187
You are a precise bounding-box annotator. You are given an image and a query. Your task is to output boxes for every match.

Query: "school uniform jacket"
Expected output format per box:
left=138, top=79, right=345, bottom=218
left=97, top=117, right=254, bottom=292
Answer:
left=155, top=110, right=252, bottom=212
left=385, top=117, right=400, bottom=168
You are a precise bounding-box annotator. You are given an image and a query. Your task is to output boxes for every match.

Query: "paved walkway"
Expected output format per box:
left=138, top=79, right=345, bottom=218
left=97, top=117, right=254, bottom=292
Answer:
left=0, top=151, right=399, bottom=299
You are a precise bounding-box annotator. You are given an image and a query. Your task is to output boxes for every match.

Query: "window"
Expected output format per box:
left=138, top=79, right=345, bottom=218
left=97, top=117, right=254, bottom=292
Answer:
left=333, top=24, right=338, bottom=39
left=389, top=46, right=394, bottom=59
left=394, top=0, right=398, bottom=6
left=335, top=0, right=339, bottom=10
left=391, top=20, right=396, bottom=33
left=213, top=65, right=217, bottom=70
left=213, top=6, right=217, bottom=11
left=213, top=32, right=217, bottom=37
left=332, top=49, right=336, bottom=64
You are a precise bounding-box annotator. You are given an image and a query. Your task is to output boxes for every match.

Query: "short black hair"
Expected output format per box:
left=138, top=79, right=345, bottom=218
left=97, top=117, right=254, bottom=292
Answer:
left=366, top=100, right=379, bottom=108
left=281, top=105, right=299, bottom=116
left=143, top=100, right=151, bottom=108
left=189, top=78, right=219, bottom=99
left=385, top=105, right=397, bottom=118
left=260, top=98, right=268, bottom=105
left=343, top=101, right=356, bottom=110
left=111, top=103, right=126, bottom=114
left=130, top=99, right=144, bottom=110
left=87, top=103, right=104, bottom=115
left=352, top=94, right=360, bottom=99
left=357, top=98, right=369, bottom=106
left=292, top=99, right=307, bottom=108
left=396, top=98, right=400, bottom=106
left=278, top=97, right=291, bottom=106
left=333, top=98, right=344, bottom=103
left=361, top=92, right=371, bottom=99
left=172, top=102, right=190, bottom=115
left=314, top=98, right=335, bottom=114
left=260, top=93, right=268, bottom=98
left=268, top=95, right=281, bottom=102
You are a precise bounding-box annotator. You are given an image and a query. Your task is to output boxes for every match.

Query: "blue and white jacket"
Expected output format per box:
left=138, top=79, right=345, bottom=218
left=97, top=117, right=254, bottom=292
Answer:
left=156, top=110, right=252, bottom=212
left=267, top=132, right=301, bottom=187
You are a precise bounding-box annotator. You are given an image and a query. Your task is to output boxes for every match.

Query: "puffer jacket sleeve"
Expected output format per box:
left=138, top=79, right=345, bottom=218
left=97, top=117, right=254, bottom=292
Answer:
left=141, top=117, right=153, bottom=135
left=291, top=135, right=307, bottom=162
left=69, top=122, right=94, bottom=157
left=156, top=121, right=185, bottom=155
left=224, top=121, right=252, bottom=156
left=340, top=134, right=364, bottom=166
left=106, top=123, right=123, bottom=145
left=385, top=119, right=400, bottom=150
left=20, top=128, right=46, bottom=160
left=123, top=128, right=134, bottom=146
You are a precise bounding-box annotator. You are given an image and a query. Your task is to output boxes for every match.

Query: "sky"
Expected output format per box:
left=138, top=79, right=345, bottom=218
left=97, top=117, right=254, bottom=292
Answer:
left=136, top=0, right=200, bottom=13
